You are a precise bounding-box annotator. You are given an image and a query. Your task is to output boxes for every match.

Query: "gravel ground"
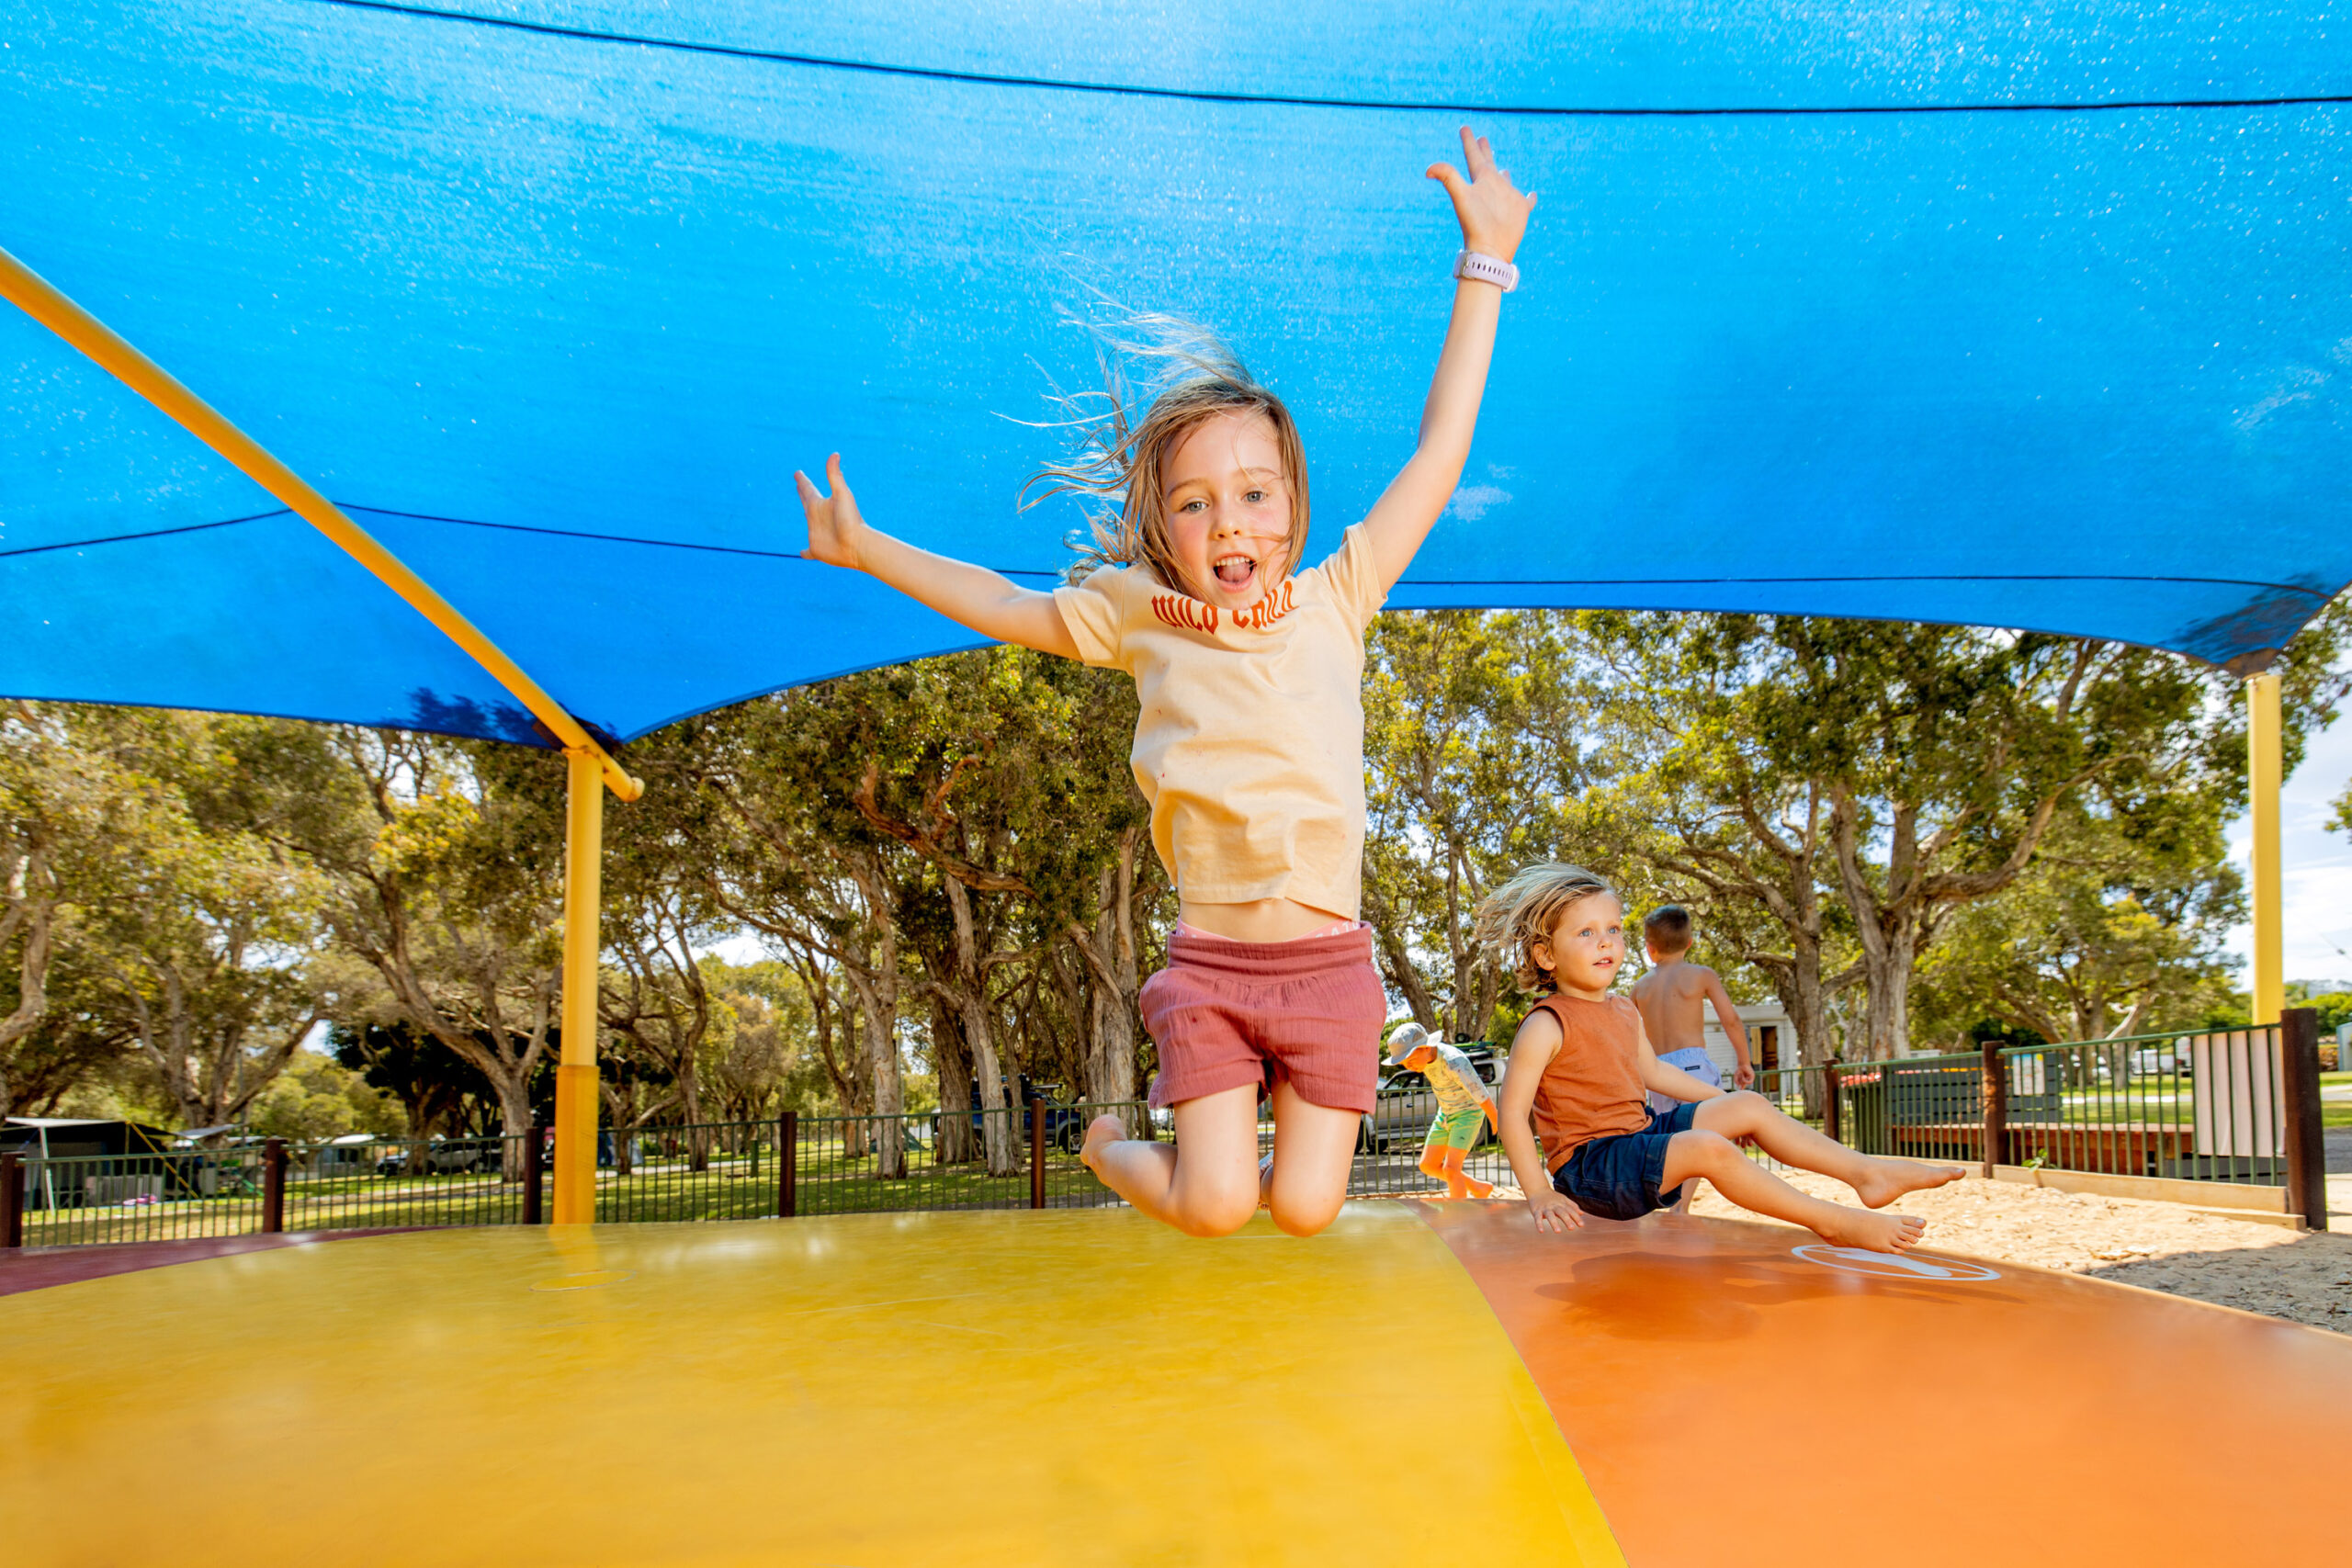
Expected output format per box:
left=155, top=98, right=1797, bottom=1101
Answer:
left=1678, top=1169, right=2352, bottom=1335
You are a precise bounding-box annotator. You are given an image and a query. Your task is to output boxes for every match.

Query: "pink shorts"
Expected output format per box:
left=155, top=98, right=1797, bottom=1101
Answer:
left=1138, top=924, right=1386, bottom=1114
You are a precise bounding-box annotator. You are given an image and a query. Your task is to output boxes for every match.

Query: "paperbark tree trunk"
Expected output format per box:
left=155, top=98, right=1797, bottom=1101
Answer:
left=839, top=849, right=905, bottom=1179
left=929, top=990, right=978, bottom=1164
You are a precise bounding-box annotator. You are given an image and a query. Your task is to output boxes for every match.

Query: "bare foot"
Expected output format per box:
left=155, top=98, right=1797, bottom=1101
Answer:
left=1080, top=1114, right=1125, bottom=1178
left=1850, top=1158, right=1966, bottom=1210
left=1449, top=1176, right=1495, bottom=1201
left=1815, top=1206, right=1928, bottom=1254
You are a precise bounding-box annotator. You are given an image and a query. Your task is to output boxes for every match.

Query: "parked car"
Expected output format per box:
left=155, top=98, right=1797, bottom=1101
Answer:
left=375, top=1137, right=500, bottom=1176
left=933, top=1076, right=1093, bottom=1154
left=1358, top=1042, right=1501, bottom=1154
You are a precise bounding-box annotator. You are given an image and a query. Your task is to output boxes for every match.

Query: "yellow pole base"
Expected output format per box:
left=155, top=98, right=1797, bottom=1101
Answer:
left=551, top=1062, right=599, bottom=1225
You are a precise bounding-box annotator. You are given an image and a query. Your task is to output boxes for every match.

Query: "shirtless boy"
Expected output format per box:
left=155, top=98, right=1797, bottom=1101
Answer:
left=1630, top=904, right=1754, bottom=1110
left=1474, top=863, right=1962, bottom=1253
left=1630, top=905, right=1750, bottom=1210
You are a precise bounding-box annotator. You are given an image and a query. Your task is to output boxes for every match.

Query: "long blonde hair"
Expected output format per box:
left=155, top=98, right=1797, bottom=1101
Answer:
left=1473, top=863, right=1619, bottom=992
left=1023, top=313, right=1309, bottom=592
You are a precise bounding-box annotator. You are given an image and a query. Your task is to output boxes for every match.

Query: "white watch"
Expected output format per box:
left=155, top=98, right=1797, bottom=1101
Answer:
left=1453, top=250, right=1519, bottom=292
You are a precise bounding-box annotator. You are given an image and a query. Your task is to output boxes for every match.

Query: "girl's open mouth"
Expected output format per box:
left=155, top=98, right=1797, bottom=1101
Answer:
left=1212, top=553, right=1257, bottom=591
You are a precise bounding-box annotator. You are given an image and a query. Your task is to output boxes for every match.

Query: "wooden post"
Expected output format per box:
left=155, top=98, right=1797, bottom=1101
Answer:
left=520, top=1122, right=544, bottom=1225
left=777, top=1111, right=797, bottom=1219
left=261, top=1138, right=288, bottom=1234
left=1823, top=1058, right=1843, bottom=1146
left=1980, top=1041, right=2009, bottom=1179
left=1, top=1152, right=23, bottom=1249
left=2281, top=1008, right=2327, bottom=1231
left=1030, top=1100, right=1046, bottom=1210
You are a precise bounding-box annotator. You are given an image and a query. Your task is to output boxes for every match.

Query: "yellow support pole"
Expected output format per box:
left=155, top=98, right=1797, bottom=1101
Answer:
left=1, top=243, right=641, bottom=1221
left=553, top=748, right=605, bottom=1224
left=0, top=242, right=641, bottom=804
left=2247, top=672, right=2284, bottom=1027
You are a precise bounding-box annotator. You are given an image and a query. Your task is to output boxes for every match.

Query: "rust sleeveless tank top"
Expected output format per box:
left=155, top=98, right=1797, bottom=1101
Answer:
left=1527, top=992, right=1652, bottom=1171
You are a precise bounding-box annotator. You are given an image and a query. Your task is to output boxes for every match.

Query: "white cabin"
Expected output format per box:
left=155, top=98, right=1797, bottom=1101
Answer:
left=1695, top=1001, right=1797, bottom=1081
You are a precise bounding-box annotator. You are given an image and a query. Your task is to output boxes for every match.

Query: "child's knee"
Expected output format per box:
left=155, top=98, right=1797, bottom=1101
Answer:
left=1171, top=1170, right=1261, bottom=1237
left=1269, top=1189, right=1344, bottom=1237
left=1173, top=1190, right=1259, bottom=1238
left=1675, top=1129, right=1739, bottom=1170
left=1711, top=1089, right=1770, bottom=1128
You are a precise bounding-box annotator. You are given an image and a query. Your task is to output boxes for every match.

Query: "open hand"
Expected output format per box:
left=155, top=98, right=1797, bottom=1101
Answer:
left=795, top=453, right=866, bottom=571
left=1525, top=1185, right=1586, bottom=1235
left=1426, top=125, right=1536, bottom=263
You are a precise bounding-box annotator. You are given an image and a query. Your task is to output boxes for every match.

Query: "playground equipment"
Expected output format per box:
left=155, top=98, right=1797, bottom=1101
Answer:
left=5, top=6, right=2351, bottom=1557
left=6, top=0, right=2344, bottom=1210
left=6, top=1203, right=2350, bottom=1563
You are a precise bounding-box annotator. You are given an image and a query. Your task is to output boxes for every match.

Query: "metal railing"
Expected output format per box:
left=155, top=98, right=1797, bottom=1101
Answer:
left=1791, top=1024, right=2292, bottom=1183
left=3, top=1016, right=2325, bottom=1249
left=0, top=1092, right=1521, bottom=1249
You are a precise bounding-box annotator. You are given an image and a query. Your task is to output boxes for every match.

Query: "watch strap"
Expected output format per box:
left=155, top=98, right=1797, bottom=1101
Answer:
left=1453, top=250, right=1519, bottom=292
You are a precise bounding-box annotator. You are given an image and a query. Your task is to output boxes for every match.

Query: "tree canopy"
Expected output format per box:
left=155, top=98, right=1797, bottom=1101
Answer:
left=6, top=594, right=2345, bottom=1139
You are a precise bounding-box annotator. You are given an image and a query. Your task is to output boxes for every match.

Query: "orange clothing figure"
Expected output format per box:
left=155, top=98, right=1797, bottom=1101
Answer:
left=1384, top=1023, right=1498, bottom=1200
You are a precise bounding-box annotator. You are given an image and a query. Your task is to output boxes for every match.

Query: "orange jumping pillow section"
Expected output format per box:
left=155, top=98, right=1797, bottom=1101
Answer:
left=1418, top=1201, right=2352, bottom=1568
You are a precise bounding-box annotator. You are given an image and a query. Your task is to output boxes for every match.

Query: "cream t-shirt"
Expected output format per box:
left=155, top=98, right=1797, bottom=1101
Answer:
left=1052, top=524, right=1389, bottom=918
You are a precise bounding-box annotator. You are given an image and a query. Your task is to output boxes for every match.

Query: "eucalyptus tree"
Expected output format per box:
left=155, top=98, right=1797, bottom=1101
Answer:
left=845, top=647, right=1156, bottom=1174
left=45, top=710, right=346, bottom=1134
left=0, top=701, right=159, bottom=1116
left=664, top=688, right=912, bottom=1175
left=220, top=722, right=569, bottom=1167
left=1913, top=835, right=2239, bottom=1053
left=1572, top=602, right=2349, bottom=1061
left=1362, top=610, right=1592, bottom=1043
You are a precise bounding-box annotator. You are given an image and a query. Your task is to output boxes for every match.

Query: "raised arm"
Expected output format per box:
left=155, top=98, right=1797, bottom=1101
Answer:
left=796, top=453, right=1081, bottom=659
left=1704, top=971, right=1756, bottom=1089
left=1358, top=126, right=1538, bottom=595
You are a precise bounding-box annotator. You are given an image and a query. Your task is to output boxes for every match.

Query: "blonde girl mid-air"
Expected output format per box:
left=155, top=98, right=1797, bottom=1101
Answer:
left=795, top=128, right=1535, bottom=1238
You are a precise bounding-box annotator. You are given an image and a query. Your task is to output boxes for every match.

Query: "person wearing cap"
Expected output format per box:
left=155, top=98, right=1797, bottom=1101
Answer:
left=1384, top=1022, right=1500, bottom=1200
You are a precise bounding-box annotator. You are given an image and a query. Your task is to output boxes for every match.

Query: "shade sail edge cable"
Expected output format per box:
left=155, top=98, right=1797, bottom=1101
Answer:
left=306, top=0, right=2352, bottom=118
left=0, top=242, right=644, bottom=799
left=0, top=511, right=296, bottom=561
left=254, top=507, right=2352, bottom=604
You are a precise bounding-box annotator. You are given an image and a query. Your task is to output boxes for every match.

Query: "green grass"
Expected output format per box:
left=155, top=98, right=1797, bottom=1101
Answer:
left=18, top=1150, right=1120, bottom=1247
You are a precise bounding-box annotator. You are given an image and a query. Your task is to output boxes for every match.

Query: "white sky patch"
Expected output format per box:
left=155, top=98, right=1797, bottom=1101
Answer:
left=2226, top=700, right=2352, bottom=988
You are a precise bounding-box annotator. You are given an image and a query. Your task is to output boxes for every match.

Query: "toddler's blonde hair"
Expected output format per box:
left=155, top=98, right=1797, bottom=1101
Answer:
left=1472, top=863, right=1619, bottom=991
left=1023, top=313, right=1309, bottom=592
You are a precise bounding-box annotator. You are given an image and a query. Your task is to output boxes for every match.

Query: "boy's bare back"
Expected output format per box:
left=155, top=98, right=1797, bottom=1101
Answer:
left=1629, top=959, right=1720, bottom=1056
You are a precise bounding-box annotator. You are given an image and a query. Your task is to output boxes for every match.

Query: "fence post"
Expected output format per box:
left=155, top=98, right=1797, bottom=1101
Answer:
left=261, top=1137, right=287, bottom=1234
left=777, top=1111, right=797, bottom=1219
left=1, top=1152, right=22, bottom=1249
left=521, top=1122, right=544, bottom=1224
left=1823, top=1058, right=1843, bottom=1146
left=2281, top=1008, right=2327, bottom=1231
left=1980, top=1041, right=2008, bottom=1179
left=1030, top=1100, right=1046, bottom=1210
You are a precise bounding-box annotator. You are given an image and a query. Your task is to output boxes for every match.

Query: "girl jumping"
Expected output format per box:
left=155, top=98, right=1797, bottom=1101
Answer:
left=795, top=128, right=1534, bottom=1237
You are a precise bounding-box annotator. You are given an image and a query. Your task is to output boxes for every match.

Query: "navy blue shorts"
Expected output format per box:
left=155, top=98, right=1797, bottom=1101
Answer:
left=1551, top=1102, right=1700, bottom=1221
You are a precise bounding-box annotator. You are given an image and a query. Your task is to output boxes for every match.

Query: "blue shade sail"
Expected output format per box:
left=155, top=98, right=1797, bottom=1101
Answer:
left=4, top=1, right=2347, bottom=744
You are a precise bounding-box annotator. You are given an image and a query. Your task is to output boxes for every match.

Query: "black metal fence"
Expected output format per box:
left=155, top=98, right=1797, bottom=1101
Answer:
left=0, top=1092, right=1521, bottom=1249
left=2, top=1013, right=2327, bottom=1250
left=1756, top=1022, right=2294, bottom=1183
